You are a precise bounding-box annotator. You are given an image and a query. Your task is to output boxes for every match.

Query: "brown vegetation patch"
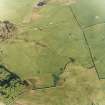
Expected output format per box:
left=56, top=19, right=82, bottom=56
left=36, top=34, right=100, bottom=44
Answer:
left=24, top=77, right=43, bottom=89
left=31, top=11, right=41, bottom=21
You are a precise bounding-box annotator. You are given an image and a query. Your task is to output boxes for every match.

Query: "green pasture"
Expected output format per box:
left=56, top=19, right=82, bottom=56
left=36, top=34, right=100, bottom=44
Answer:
left=71, top=0, right=105, bottom=27
left=0, top=0, right=93, bottom=87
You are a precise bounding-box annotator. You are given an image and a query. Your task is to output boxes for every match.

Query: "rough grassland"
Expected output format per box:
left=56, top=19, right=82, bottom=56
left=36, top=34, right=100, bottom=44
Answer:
left=16, top=64, right=105, bottom=105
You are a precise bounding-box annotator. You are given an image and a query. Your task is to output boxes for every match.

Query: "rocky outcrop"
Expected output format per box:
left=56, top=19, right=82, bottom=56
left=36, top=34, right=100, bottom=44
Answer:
left=34, top=0, right=47, bottom=8
left=0, top=21, right=15, bottom=40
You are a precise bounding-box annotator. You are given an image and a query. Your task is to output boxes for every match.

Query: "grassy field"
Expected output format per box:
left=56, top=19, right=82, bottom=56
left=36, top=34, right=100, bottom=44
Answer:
left=0, top=0, right=105, bottom=104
